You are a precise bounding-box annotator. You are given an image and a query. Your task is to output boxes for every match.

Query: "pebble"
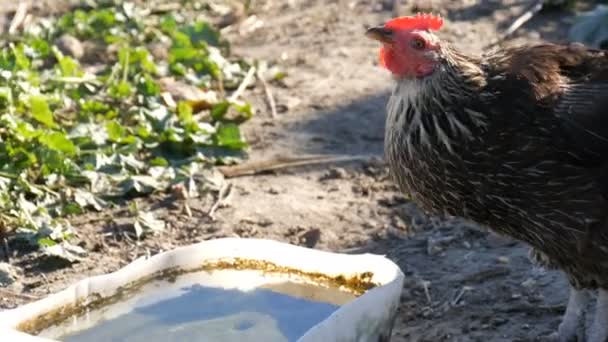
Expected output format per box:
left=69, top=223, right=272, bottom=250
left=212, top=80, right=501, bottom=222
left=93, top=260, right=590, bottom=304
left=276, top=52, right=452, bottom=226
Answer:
left=299, top=228, right=321, bottom=248
left=55, top=34, right=84, bottom=60
left=521, top=278, right=537, bottom=288
left=320, top=167, right=348, bottom=181
left=485, top=233, right=517, bottom=248
left=0, top=262, right=18, bottom=287
left=497, top=256, right=510, bottom=264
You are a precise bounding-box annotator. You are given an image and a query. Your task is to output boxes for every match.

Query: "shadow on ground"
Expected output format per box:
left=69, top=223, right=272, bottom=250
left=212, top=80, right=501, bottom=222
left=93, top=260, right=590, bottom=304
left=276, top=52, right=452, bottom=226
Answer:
left=282, top=92, right=390, bottom=157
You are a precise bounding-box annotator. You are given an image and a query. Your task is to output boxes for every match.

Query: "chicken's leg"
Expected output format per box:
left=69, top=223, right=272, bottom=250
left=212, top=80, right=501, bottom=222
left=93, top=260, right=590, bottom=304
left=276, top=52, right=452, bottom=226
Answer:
left=588, top=288, right=608, bottom=342
left=556, top=287, right=591, bottom=342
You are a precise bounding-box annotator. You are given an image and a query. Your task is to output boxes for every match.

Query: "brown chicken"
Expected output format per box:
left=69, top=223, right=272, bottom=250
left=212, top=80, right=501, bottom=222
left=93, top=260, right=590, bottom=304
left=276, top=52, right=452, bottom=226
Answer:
left=366, top=14, right=608, bottom=342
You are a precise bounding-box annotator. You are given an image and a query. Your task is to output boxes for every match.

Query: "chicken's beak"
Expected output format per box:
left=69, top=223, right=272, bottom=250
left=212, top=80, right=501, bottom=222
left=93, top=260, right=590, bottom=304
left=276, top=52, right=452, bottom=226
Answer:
left=365, top=26, right=394, bottom=44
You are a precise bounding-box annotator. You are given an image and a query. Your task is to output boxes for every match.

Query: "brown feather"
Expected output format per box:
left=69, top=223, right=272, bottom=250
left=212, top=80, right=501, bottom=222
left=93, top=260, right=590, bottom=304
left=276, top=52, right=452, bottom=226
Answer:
left=385, top=41, right=608, bottom=289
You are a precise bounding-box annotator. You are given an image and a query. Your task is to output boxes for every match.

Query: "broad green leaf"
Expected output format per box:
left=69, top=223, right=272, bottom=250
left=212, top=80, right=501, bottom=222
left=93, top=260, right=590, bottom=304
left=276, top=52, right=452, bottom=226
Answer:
left=181, top=22, right=220, bottom=47
left=211, top=101, right=230, bottom=120
left=14, top=122, right=41, bottom=140
left=160, top=15, right=178, bottom=34
left=120, top=175, right=160, bottom=195
left=234, top=102, right=254, bottom=120
left=169, top=47, right=199, bottom=64
left=57, top=55, right=83, bottom=77
left=150, top=157, right=169, bottom=167
left=11, top=44, right=30, bottom=70
left=74, top=189, right=105, bottom=211
left=90, top=9, right=117, bottom=32
left=106, top=120, right=125, bottom=142
left=38, top=237, right=57, bottom=247
left=41, top=242, right=87, bottom=262
left=0, top=1, right=254, bottom=245
left=30, top=96, right=56, bottom=128
left=138, top=75, right=160, bottom=96
left=80, top=100, right=111, bottom=115
left=214, top=123, right=247, bottom=149
left=133, top=211, right=165, bottom=238
left=29, top=38, right=51, bottom=58
left=109, top=81, right=133, bottom=99
left=39, top=132, right=77, bottom=155
left=177, top=101, right=193, bottom=123
left=62, top=203, right=83, bottom=215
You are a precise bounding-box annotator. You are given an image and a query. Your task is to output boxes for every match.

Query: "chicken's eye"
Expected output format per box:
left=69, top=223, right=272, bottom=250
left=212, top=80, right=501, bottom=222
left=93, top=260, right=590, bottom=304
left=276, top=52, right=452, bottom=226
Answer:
left=411, top=38, right=426, bottom=50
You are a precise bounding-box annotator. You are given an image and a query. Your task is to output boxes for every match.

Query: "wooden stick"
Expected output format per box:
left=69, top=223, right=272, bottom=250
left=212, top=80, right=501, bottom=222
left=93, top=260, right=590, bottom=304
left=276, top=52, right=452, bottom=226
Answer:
left=0, top=288, right=40, bottom=301
left=208, top=182, right=232, bottom=220
left=218, top=155, right=374, bottom=178
left=8, top=2, right=28, bottom=35
left=486, top=0, right=544, bottom=48
left=256, top=69, right=277, bottom=118
left=229, top=67, right=256, bottom=102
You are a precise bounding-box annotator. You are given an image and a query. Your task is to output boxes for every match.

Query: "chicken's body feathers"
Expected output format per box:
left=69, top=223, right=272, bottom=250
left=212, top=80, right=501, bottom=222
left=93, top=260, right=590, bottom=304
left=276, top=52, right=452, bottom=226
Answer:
left=385, top=43, right=608, bottom=289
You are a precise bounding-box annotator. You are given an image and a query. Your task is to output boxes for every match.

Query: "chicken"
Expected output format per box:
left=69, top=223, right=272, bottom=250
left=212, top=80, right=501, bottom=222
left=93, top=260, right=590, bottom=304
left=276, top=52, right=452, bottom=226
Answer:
left=365, top=14, right=608, bottom=342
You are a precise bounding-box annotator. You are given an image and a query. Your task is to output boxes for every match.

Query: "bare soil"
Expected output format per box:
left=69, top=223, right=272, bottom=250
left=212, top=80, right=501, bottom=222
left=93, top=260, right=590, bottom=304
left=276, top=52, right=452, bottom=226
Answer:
left=0, top=1, right=589, bottom=341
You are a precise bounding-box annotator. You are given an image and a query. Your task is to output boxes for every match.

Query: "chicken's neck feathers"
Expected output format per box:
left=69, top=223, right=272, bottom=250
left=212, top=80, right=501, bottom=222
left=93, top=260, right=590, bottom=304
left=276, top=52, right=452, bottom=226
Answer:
left=387, top=48, right=488, bottom=157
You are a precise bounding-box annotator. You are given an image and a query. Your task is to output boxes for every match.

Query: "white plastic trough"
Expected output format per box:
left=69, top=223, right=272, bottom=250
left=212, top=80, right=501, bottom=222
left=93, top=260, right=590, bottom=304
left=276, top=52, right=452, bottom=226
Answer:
left=0, top=238, right=404, bottom=341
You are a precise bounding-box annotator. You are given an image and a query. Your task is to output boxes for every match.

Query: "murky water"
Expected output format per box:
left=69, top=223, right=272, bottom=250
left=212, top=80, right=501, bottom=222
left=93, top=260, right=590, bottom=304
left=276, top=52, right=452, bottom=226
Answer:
left=38, top=270, right=356, bottom=342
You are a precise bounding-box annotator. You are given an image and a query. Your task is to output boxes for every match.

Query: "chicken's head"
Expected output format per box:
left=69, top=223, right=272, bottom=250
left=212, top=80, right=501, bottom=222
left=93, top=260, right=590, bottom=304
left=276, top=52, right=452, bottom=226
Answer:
left=366, top=14, right=444, bottom=79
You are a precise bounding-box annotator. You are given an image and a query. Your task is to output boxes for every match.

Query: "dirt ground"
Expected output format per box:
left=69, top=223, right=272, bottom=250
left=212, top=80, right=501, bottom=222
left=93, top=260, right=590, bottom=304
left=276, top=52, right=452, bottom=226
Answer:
left=0, top=0, right=591, bottom=341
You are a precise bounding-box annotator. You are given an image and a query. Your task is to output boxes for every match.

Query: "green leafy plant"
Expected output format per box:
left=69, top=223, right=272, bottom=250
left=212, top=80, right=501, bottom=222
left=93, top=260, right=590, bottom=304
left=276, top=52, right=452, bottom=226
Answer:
left=0, top=1, right=254, bottom=251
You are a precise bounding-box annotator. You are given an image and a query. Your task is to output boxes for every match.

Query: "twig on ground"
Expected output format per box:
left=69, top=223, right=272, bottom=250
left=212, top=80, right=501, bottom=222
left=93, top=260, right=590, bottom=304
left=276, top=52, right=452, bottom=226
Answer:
left=39, top=273, right=49, bottom=285
left=122, top=231, right=136, bottom=244
left=208, top=182, right=233, bottom=220
left=486, top=0, right=544, bottom=49
left=422, top=280, right=432, bottom=304
left=217, top=72, right=226, bottom=99
left=8, top=2, right=28, bottom=35
left=256, top=69, right=277, bottom=118
left=183, top=202, right=192, bottom=218
left=172, top=184, right=192, bottom=218
left=451, top=286, right=473, bottom=306
left=229, top=66, right=256, bottom=102
left=498, top=303, right=565, bottom=314
left=218, top=155, right=374, bottom=178
left=149, top=3, right=181, bottom=14
left=0, top=288, right=40, bottom=301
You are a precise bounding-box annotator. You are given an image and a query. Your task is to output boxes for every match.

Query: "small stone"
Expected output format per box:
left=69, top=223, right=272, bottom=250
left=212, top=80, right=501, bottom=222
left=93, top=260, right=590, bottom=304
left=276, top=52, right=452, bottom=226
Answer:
left=491, top=317, right=508, bottom=326
left=427, top=244, right=443, bottom=256
left=55, top=34, right=84, bottom=60
left=285, top=96, right=302, bottom=109
left=148, top=42, right=170, bottom=61
left=320, top=167, right=348, bottom=181
left=363, top=220, right=378, bottom=230
left=215, top=2, right=245, bottom=28
left=528, top=31, right=541, bottom=40
left=426, top=235, right=456, bottom=256
left=497, top=256, right=510, bottom=264
left=299, top=228, right=321, bottom=248
left=485, top=233, right=517, bottom=248
left=521, top=278, right=537, bottom=288
left=0, top=263, right=18, bottom=287
left=277, top=96, right=302, bottom=113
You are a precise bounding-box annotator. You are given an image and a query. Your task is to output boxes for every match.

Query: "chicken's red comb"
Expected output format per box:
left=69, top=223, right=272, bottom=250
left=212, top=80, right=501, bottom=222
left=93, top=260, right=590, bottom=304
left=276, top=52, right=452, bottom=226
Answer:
left=384, top=13, right=444, bottom=31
